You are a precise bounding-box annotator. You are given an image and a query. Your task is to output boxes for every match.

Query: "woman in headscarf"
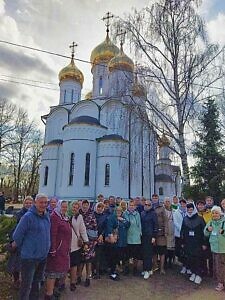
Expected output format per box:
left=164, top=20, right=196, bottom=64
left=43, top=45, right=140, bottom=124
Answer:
left=47, top=197, right=58, bottom=215
left=79, top=200, right=98, bottom=287
left=45, top=200, right=72, bottom=300
left=164, top=197, right=175, bottom=268
left=92, top=202, right=108, bottom=278
left=204, top=206, right=225, bottom=292
left=70, top=201, right=88, bottom=292
left=180, top=202, right=207, bottom=285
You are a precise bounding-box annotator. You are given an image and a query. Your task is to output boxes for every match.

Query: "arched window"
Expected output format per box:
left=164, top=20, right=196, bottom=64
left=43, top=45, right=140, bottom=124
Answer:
left=71, top=89, right=74, bottom=101
left=64, top=90, right=66, bottom=102
left=69, top=153, right=75, bottom=185
left=84, top=153, right=90, bottom=186
left=159, top=187, right=164, bottom=196
left=99, top=76, right=103, bottom=95
left=44, top=166, right=48, bottom=186
left=105, top=163, right=110, bottom=186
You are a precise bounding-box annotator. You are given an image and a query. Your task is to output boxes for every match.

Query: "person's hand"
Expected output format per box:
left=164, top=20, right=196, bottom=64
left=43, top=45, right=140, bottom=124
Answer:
left=202, top=245, right=207, bottom=251
left=98, top=235, right=103, bottom=243
left=181, top=244, right=184, bottom=248
left=151, top=237, right=156, bottom=244
left=118, top=217, right=124, bottom=221
left=207, top=226, right=213, bottom=232
left=11, top=241, right=17, bottom=249
left=219, top=229, right=224, bottom=234
left=83, top=244, right=89, bottom=251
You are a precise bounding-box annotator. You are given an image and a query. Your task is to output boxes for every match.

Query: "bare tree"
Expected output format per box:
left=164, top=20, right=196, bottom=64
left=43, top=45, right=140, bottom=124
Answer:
left=6, top=108, right=35, bottom=200
left=116, top=0, right=224, bottom=187
left=0, top=98, right=17, bottom=159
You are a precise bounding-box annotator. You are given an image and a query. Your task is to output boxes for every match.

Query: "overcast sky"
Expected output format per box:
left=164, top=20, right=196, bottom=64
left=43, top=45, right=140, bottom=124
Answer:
left=0, top=0, right=225, bottom=131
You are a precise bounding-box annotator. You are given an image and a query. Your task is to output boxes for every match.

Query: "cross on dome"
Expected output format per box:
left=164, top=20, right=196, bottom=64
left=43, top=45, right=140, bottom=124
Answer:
left=102, top=12, right=114, bottom=36
left=117, top=29, right=126, bottom=51
left=69, top=41, right=78, bottom=60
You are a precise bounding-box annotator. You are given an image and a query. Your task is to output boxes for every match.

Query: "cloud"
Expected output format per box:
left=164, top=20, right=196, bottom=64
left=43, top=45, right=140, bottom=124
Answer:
left=0, top=82, right=18, bottom=99
left=207, top=13, right=225, bottom=46
left=0, top=45, right=55, bottom=77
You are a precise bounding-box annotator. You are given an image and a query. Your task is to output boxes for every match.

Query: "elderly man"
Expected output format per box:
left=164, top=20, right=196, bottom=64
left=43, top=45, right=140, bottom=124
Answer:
left=13, top=193, right=50, bottom=300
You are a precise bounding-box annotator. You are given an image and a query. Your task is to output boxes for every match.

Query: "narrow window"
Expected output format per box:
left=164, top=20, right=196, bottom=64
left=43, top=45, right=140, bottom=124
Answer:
left=99, top=76, right=103, bottom=95
left=105, top=163, right=110, bottom=186
left=159, top=187, right=163, bottom=196
left=64, top=90, right=66, bottom=102
left=44, top=166, right=48, bottom=186
left=69, top=153, right=75, bottom=185
left=71, top=89, right=74, bottom=101
left=84, top=153, right=90, bottom=186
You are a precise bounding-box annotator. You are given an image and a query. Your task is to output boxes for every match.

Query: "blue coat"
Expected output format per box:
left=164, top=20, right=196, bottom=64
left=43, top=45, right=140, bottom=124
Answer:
left=13, top=205, right=50, bottom=260
left=94, top=212, right=108, bottom=236
left=141, top=208, right=158, bottom=237
left=106, top=214, right=130, bottom=247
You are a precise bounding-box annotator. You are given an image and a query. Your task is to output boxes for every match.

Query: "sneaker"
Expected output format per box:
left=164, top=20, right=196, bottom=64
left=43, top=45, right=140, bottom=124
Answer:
left=194, top=275, right=202, bottom=285
left=84, top=278, right=90, bottom=287
left=149, top=270, right=153, bottom=276
left=186, top=269, right=192, bottom=275
left=215, top=283, right=224, bottom=291
left=110, top=274, right=119, bottom=281
left=143, top=271, right=150, bottom=280
left=189, top=273, right=196, bottom=282
left=141, top=271, right=145, bottom=276
left=180, top=266, right=186, bottom=274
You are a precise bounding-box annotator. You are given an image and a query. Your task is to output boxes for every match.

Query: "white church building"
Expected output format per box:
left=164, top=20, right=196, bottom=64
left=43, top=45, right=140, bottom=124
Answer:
left=38, top=26, right=181, bottom=201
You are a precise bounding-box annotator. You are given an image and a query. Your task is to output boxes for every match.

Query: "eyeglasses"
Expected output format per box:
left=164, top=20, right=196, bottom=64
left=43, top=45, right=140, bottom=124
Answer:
left=145, top=204, right=151, bottom=206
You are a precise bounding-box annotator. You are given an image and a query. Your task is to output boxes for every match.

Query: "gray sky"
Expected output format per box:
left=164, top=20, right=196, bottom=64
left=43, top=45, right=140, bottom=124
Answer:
left=0, top=0, right=225, bottom=131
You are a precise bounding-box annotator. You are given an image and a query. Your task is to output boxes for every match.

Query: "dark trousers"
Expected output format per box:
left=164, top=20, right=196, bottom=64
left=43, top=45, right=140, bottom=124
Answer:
left=142, top=235, right=153, bottom=271
left=175, top=237, right=186, bottom=265
left=186, top=255, right=203, bottom=277
left=106, top=245, right=118, bottom=274
left=19, top=258, right=46, bottom=300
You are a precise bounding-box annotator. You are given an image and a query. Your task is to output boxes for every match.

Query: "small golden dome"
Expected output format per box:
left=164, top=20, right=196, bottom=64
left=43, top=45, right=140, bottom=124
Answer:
left=85, top=91, right=92, bottom=100
left=58, top=59, right=84, bottom=86
left=90, top=35, right=119, bottom=67
left=132, top=83, right=146, bottom=97
left=158, top=133, right=170, bottom=147
left=108, top=47, right=134, bottom=73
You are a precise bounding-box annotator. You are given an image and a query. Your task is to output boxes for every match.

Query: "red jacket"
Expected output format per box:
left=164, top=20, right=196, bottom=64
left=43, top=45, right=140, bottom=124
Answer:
left=46, top=211, right=72, bottom=273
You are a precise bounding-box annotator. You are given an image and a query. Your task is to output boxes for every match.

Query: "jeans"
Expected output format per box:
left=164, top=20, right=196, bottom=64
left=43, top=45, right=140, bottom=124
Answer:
left=19, top=258, right=46, bottom=300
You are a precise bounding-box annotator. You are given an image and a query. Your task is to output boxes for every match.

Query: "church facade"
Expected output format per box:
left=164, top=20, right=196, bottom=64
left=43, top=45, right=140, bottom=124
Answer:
left=38, top=29, right=180, bottom=201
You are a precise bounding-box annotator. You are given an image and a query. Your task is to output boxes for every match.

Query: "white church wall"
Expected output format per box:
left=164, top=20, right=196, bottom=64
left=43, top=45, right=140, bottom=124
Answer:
left=92, top=63, right=109, bottom=98
left=70, top=101, right=99, bottom=121
left=39, top=145, right=61, bottom=197
left=45, top=108, right=68, bottom=144
left=96, top=141, right=129, bottom=199
left=100, top=100, right=128, bottom=138
left=59, top=79, right=81, bottom=104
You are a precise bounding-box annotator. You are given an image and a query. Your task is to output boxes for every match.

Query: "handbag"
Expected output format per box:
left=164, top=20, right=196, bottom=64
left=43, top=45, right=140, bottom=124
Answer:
left=70, top=221, right=84, bottom=248
left=87, top=229, right=98, bottom=240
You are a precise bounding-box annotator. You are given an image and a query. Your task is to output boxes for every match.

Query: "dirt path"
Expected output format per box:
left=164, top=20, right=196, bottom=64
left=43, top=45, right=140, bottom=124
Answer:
left=58, top=268, right=224, bottom=300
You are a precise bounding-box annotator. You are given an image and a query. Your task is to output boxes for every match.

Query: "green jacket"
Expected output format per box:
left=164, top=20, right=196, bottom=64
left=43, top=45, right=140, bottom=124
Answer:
left=124, top=210, right=142, bottom=244
left=204, top=218, right=225, bottom=253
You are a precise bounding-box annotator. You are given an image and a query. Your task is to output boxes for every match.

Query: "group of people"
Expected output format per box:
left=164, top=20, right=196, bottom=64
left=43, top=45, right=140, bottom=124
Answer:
left=6, top=192, right=225, bottom=299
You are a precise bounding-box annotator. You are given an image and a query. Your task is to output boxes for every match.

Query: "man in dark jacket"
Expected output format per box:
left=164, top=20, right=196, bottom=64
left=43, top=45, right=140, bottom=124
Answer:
left=0, top=191, right=5, bottom=214
left=12, top=193, right=50, bottom=300
left=141, top=200, right=158, bottom=279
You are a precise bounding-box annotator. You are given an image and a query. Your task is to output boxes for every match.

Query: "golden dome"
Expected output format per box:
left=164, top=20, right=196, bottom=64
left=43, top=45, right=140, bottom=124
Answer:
left=58, top=59, right=84, bottom=86
left=132, top=83, right=146, bottom=97
left=90, top=35, right=119, bottom=67
left=85, top=91, right=92, bottom=100
left=108, top=47, right=134, bottom=73
left=158, top=133, right=170, bottom=147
